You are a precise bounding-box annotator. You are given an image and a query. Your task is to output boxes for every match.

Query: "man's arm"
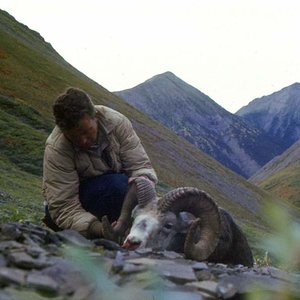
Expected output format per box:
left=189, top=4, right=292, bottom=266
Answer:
left=114, top=115, right=158, bottom=184
left=43, top=145, right=102, bottom=238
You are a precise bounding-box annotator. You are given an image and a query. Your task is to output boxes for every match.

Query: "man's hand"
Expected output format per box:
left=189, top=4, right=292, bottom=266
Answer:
left=101, top=216, right=122, bottom=243
left=88, top=220, right=103, bottom=239
left=111, top=220, right=118, bottom=228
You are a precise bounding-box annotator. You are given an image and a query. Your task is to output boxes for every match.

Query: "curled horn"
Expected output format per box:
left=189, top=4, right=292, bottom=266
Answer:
left=158, top=187, right=220, bottom=261
left=102, top=177, right=156, bottom=241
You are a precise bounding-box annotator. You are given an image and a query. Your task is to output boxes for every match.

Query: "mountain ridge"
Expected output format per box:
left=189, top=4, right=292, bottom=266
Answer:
left=236, top=82, right=300, bottom=149
left=115, top=72, right=285, bottom=178
left=250, top=140, right=300, bottom=207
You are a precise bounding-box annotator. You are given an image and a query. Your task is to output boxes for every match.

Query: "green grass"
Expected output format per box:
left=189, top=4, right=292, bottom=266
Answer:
left=259, top=165, right=300, bottom=208
left=0, top=155, right=43, bottom=223
left=0, top=95, right=50, bottom=175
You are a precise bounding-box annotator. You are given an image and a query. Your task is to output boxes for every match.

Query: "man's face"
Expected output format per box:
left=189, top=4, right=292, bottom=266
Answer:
left=63, top=114, right=98, bottom=151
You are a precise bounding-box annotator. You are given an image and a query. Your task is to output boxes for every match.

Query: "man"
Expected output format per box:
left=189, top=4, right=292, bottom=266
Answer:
left=42, top=87, right=157, bottom=238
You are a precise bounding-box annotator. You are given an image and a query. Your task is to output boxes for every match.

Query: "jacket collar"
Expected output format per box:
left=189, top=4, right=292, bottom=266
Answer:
left=95, top=106, right=115, bottom=134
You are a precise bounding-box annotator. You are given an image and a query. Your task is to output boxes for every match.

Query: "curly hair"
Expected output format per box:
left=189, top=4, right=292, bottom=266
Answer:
left=53, top=88, right=96, bottom=130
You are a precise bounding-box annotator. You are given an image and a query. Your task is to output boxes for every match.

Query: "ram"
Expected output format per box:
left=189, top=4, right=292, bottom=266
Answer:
left=102, top=178, right=254, bottom=267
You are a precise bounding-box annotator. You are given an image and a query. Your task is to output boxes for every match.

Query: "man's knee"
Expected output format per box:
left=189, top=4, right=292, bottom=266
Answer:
left=106, top=173, right=128, bottom=195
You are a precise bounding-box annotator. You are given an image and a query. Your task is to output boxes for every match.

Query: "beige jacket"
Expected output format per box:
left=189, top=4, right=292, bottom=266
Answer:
left=42, top=105, right=157, bottom=236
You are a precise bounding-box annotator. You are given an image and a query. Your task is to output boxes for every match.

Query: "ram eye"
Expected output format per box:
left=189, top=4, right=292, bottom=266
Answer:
left=164, top=223, right=173, bottom=230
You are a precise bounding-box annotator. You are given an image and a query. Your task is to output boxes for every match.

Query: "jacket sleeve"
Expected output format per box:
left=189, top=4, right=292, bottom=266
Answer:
left=114, top=115, right=158, bottom=184
left=43, top=145, right=98, bottom=236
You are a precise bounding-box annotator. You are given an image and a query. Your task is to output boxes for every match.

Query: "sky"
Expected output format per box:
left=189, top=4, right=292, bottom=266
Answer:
left=0, top=0, right=299, bottom=113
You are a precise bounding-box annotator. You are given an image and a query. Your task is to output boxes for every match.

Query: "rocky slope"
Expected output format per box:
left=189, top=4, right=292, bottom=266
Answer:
left=250, top=140, right=300, bottom=207
left=115, top=72, right=285, bottom=178
left=236, top=82, right=300, bottom=150
left=1, top=221, right=299, bottom=300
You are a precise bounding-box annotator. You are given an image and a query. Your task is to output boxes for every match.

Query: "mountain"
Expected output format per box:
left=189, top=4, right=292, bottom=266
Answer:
left=115, top=72, right=285, bottom=178
left=250, top=140, right=300, bottom=208
left=1, top=9, right=299, bottom=254
left=236, top=83, right=300, bottom=149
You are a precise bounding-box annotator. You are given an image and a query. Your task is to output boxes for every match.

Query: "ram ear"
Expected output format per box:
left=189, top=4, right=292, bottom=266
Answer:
left=177, top=212, right=196, bottom=233
left=131, top=205, right=141, bottom=218
left=159, top=187, right=221, bottom=261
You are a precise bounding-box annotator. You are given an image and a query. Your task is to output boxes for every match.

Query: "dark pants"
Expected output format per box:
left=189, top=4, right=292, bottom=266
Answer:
left=44, top=173, right=128, bottom=231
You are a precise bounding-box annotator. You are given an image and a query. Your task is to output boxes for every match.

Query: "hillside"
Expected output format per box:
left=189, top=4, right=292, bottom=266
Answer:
left=236, top=83, right=300, bottom=150
left=115, top=72, right=285, bottom=178
left=0, top=9, right=299, bottom=254
left=250, top=140, right=300, bottom=208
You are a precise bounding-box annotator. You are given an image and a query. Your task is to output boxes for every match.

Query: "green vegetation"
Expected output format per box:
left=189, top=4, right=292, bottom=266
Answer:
left=0, top=94, right=51, bottom=175
left=258, top=166, right=300, bottom=208
left=0, top=155, right=43, bottom=223
left=246, top=204, right=300, bottom=299
left=65, top=246, right=165, bottom=299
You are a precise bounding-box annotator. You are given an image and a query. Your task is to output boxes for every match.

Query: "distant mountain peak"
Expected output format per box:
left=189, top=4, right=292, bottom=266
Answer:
left=146, top=71, right=179, bottom=82
left=288, top=82, right=300, bottom=90
left=236, top=82, right=300, bottom=149
left=116, top=73, right=285, bottom=178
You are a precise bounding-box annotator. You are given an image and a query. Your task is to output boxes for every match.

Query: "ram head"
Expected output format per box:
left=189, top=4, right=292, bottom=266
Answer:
left=102, top=178, right=253, bottom=267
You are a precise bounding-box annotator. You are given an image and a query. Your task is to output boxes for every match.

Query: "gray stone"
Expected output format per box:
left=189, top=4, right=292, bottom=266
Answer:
left=135, top=247, right=153, bottom=255
left=192, top=262, right=209, bottom=270
left=289, top=272, right=300, bottom=285
left=93, top=238, right=123, bottom=251
left=0, top=253, right=7, bottom=267
left=195, top=270, right=216, bottom=281
left=4, top=286, right=65, bottom=300
left=0, top=290, right=15, bottom=300
left=125, top=257, right=160, bottom=266
left=150, top=290, right=205, bottom=300
left=156, top=261, right=197, bottom=284
left=20, top=223, right=48, bottom=240
left=160, top=250, right=184, bottom=259
left=125, top=257, right=197, bottom=283
left=216, top=282, right=237, bottom=299
left=26, top=272, right=59, bottom=294
left=0, top=267, right=27, bottom=286
left=121, top=269, right=165, bottom=290
left=260, top=267, right=270, bottom=275
left=47, top=233, right=62, bottom=246
left=56, top=230, right=93, bottom=248
left=71, top=284, right=97, bottom=300
left=39, top=257, right=90, bottom=296
left=44, top=243, right=61, bottom=256
left=1, top=223, right=22, bottom=240
left=268, top=267, right=291, bottom=281
left=186, top=280, right=218, bottom=296
left=122, top=263, right=147, bottom=274
left=0, top=240, right=25, bottom=252
left=26, top=245, right=47, bottom=258
left=8, top=251, right=51, bottom=269
left=210, top=267, right=229, bottom=277
left=218, top=274, right=289, bottom=294
left=112, top=251, right=125, bottom=273
left=2, top=221, right=300, bottom=300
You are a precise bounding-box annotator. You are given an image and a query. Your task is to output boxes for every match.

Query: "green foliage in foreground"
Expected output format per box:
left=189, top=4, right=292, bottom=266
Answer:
left=263, top=204, right=300, bottom=270
left=246, top=204, right=300, bottom=300
left=65, top=246, right=166, bottom=300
